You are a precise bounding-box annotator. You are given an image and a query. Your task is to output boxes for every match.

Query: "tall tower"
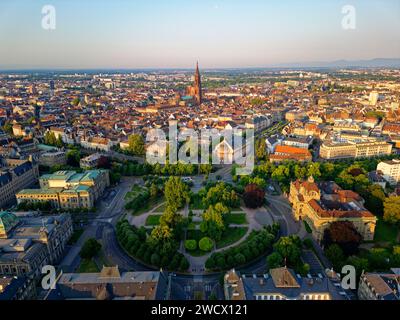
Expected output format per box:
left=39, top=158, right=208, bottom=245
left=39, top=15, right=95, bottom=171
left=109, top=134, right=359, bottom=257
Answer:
left=194, top=61, right=202, bottom=104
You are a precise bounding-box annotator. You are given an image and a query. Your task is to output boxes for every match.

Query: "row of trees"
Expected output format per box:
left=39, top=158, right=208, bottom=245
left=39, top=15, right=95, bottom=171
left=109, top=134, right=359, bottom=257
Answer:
left=116, top=219, right=189, bottom=271
left=205, top=224, right=280, bottom=271
left=114, top=161, right=212, bottom=177
left=44, top=131, right=63, bottom=148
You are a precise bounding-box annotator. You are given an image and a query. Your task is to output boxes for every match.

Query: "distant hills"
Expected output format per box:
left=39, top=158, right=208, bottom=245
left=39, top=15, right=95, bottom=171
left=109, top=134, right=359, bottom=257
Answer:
left=1, top=58, right=400, bottom=72
left=272, top=58, right=400, bottom=69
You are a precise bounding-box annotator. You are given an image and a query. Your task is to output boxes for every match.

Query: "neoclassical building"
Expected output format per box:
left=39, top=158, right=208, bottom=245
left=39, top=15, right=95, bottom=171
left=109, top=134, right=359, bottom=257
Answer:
left=289, top=177, right=376, bottom=242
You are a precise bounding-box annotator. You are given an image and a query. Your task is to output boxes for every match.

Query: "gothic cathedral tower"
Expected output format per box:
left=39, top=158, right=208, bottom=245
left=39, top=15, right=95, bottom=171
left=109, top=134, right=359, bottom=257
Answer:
left=194, top=61, right=202, bottom=104
left=187, top=62, right=202, bottom=105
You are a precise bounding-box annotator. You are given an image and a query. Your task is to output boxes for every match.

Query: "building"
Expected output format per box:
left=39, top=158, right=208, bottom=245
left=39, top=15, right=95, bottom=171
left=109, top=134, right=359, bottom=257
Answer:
left=80, top=136, right=112, bottom=152
left=0, top=157, right=39, bottom=209
left=16, top=170, right=109, bottom=210
left=320, top=141, right=392, bottom=160
left=0, top=212, right=72, bottom=278
left=358, top=271, right=400, bottom=300
left=269, top=145, right=312, bottom=163
left=38, top=151, right=67, bottom=167
left=186, top=62, right=202, bottom=105
left=80, top=153, right=103, bottom=169
left=289, top=177, right=376, bottom=242
left=224, top=269, right=246, bottom=300
left=282, top=136, right=313, bottom=149
left=225, top=268, right=339, bottom=300
left=377, top=159, right=400, bottom=186
left=245, top=115, right=272, bottom=133
left=0, top=276, right=36, bottom=300
left=54, top=266, right=170, bottom=300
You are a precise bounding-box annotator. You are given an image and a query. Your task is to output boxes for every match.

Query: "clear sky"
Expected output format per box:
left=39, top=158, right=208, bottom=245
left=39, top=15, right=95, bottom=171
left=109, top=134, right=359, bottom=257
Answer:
left=0, top=0, right=399, bottom=69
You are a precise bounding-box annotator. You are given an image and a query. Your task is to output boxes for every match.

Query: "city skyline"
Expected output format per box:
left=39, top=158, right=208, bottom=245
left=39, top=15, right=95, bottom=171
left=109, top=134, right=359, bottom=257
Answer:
left=0, top=0, right=400, bottom=69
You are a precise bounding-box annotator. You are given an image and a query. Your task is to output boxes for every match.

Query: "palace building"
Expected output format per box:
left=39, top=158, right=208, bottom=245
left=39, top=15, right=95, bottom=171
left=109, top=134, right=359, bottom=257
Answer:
left=16, top=169, right=110, bottom=210
left=289, top=177, right=376, bottom=242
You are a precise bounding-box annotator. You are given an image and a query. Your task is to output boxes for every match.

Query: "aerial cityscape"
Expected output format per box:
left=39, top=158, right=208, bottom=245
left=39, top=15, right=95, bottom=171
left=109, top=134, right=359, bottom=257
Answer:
left=0, top=0, right=399, bottom=312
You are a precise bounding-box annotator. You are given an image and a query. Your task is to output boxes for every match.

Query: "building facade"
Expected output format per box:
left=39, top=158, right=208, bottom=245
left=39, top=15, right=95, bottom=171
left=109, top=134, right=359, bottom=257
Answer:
left=225, top=268, right=339, bottom=300
left=320, top=141, right=392, bottom=160
left=358, top=271, right=400, bottom=300
left=0, top=212, right=73, bottom=278
left=377, top=159, right=400, bottom=186
left=16, top=170, right=109, bottom=210
left=289, top=177, right=376, bottom=242
left=55, top=266, right=170, bottom=300
left=0, top=157, right=39, bottom=209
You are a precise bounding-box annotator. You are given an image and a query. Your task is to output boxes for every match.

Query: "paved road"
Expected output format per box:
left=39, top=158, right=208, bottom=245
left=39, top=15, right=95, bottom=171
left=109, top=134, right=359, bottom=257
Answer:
left=59, top=177, right=139, bottom=272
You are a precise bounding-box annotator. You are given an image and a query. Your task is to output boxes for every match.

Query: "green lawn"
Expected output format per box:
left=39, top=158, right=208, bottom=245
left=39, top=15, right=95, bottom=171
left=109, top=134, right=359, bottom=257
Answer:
left=77, top=259, right=99, bottom=273
left=125, top=185, right=147, bottom=200
left=153, top=203, right=166, bottom=213
left=225, top=213, right=247, bottom=225
left=145, top=214, right=162, bottom=226
left=131, top=197, right=165, bottom=216
left=374, top=220, right=399, bottom=243
left=216, top=227, right=248, bottom=249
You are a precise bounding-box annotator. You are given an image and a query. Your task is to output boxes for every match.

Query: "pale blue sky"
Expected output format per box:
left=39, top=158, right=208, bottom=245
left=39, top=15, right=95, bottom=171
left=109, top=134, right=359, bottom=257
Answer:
left=0, top=0, right=399, bottom=69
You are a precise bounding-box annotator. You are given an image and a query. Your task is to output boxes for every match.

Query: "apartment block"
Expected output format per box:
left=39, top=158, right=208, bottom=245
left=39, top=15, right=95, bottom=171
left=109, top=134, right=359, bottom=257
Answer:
left=0, top=157, right=39, bottom=209
left=377, top=159, right=400, bottom=186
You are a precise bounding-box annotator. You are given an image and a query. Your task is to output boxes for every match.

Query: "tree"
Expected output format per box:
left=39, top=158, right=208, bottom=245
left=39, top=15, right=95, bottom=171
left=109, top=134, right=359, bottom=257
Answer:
left=80, top=238, right=101, bottom=259
left=325, top=244, right=345, bottom=271
left=55, top=135, right=64, bottom=148
left=383, top=196, right=400, bottom=225
left=255, top=138, right=268, bottom=161
left=368, top=248, right=390, bottom=271
left=184, top=239, right=197, bottom=251
left=2, top=122, right=13, bottom=135
left=199, top=237, right=214, bottom=252
left=202, top=182, right=240, bottom=208
left=267, top=252, right=284, bottom=269
left=128, top=134, right=145, bottom=156
left=273, top=236, right=301, bottom=266
left=159, top=205, right=182, bottom=228
left=44, top=131, right=58, bottom=146
left=364, top=184, right=386, bottom=216
left=201, top=203, right=229, bottom=240
left=179, top=257, right=190, bottom=271
left=346, top=256, right=369, bottom=279
left=243, top=183, right=265, bottom=209
left=150, top=253, right=160, bottom=266
left=149, top=183, right=158, bottom=199
left=323, top=221, right=362, bottom=256
left=150, top=225, right=173, bottom=243
left=66, top=149, right=81, bottom=167
left=164, top=177, right=190, bottom=209
left=234, top=253, right=246, bottom=265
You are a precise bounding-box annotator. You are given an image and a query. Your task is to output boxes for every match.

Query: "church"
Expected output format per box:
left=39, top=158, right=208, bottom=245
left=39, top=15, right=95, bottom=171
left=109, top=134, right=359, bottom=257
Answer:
left=186, top=62, right=202, bottom=105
